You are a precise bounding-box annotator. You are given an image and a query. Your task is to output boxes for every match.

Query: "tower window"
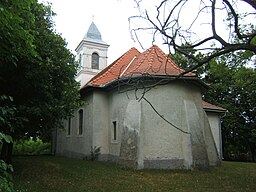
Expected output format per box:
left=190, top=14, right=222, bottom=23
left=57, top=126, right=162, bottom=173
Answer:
left=92, top=52, right=99, bottom=69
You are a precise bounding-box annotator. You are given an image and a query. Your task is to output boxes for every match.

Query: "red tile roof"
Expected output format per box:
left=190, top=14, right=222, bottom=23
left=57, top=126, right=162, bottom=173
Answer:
left=83, top=45, right=197, bottom=88
left=87, top=47, right=140, bottom=87
left=121, top=45, right=196, bottom=78
left=203, top=101, right=226, bottom=112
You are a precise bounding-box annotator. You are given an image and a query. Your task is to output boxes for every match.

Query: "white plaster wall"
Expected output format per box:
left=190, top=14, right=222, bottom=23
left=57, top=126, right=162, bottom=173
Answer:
left=91, top=91, right=110, bottom=155
left=106, top=81, right=210, bottom=169
left=77, top=41, right=108, bottom=70
left=75, top=41, right=108, bottom=86
left=141, top=83, right=192, bottom=161
left=108, top=89, right=133, bottom=157
left=56, top=94, right=93, bottom=158
left=76, top=70, right=98, bottom=87
left=206, top=112, right=222, bottom=158
left=56, top=79, right=218, bottom=169
left=141, top=81, right=210, bottom=169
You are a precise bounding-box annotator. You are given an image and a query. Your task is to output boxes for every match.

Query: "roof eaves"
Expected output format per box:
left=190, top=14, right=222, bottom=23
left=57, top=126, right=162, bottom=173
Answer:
left=84, top=74, right=208, bottom=91
left=204, top=108, right=226, bottom=113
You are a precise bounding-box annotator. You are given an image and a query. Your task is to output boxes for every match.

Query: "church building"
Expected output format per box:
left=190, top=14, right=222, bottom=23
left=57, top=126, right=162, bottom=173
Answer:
left=55, top=22, right=226, bottom=169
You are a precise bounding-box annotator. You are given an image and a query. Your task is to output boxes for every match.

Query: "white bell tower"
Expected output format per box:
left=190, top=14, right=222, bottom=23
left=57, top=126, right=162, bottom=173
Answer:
left=75, top=22, right=109, bottom=86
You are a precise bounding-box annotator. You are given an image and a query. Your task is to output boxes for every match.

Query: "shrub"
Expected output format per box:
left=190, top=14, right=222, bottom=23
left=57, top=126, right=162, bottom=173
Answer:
left=0, top=160, right=14, bottom=192
left=13, top=138, right=50, bottom=156
left=0, top=132, right=14, bottom=192
left=90, top=146, right=101, bottom=161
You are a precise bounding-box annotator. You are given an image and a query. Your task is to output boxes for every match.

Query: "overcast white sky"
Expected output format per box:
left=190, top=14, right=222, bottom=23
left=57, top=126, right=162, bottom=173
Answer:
left=40, top=0, right=142, bottom=63
left=41, top=0, right=255, bottom=64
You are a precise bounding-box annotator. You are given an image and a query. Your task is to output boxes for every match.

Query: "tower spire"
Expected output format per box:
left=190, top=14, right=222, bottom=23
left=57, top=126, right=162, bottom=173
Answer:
left=75, top=21, right=110, bottom=87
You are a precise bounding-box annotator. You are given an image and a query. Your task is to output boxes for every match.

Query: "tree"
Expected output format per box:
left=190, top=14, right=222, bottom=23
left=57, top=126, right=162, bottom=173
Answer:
left=0, top=1, right=81, bottom=163
left=203, top=52, right=256, bottom=162
left=169, top=39, right=256, bottom=161
left=130, top=0, right=256, bottom=73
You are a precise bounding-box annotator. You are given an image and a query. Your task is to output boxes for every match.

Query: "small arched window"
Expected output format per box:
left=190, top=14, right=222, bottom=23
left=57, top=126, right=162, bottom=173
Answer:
left=78, top=109, right=83, bottom=135
left=91, top=52, right=99, bottom=69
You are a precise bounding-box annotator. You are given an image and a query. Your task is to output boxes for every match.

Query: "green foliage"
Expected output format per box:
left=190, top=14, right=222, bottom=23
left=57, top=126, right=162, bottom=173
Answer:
left=13, top=139, right=50, bottom=156
left=0, top=95, right=23, bottom=135
left=169, top=43, right=207, bottom=76
left=0, top=1, right=82, bottom=142
left=204, top=52, right=256, bottom=162
left=0, top=0, right=36, bottom=65
left=0, top=133, right=13, bottom=144
left=171, top=44, right=256, bottom=162
left=0, top=133, right=14, bottom=192
left=0, top=160, right=14, bottom=192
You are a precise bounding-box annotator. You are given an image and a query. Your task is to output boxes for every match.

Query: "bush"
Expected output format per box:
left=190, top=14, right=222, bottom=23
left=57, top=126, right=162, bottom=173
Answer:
left=13, top=138, right=50, bottom=156
left=90, top=146, right=101, bottom=161
left=0, top=160, right=14, bottom=192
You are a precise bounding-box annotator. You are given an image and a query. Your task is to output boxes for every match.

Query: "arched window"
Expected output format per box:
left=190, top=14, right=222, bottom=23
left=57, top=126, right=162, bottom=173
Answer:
left=91, top=52, right=99, bottom=69
left=78, top=109, right=83, bottom=135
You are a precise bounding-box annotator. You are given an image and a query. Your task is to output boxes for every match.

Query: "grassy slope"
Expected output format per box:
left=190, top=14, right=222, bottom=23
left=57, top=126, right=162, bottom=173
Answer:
left=13, top=156, right=256, bottom=192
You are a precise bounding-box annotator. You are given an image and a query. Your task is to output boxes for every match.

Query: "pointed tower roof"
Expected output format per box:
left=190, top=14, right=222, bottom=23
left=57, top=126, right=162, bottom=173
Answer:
left=75, top=21, right=109, bottom=52
left=84, top=21, right=102, bottom=40
left=82, top=21, right=108, bottom=45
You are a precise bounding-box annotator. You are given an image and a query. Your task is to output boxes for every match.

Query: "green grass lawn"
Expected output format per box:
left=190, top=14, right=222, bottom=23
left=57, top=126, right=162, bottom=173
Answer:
left=13, top=156, right=256, bottom=192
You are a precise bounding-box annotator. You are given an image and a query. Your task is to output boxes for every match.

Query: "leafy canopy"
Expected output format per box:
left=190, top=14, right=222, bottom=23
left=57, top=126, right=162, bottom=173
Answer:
left=0, top=0, right=81, bottom=141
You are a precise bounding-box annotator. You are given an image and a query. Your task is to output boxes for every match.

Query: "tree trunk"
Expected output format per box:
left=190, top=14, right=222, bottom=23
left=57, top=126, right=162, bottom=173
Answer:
left=243, top=0, right=256, bottom=10
left=0, top=141, right=13, bottom=164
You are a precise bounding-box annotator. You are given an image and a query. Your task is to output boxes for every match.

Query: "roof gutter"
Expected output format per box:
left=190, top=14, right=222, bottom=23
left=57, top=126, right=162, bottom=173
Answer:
left=204, top=108, right=226, bottom=113
left=81, top=75, right=209, bottom=93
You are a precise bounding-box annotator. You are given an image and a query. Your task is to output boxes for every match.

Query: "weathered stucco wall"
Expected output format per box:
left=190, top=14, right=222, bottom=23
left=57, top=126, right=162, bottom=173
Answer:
left=91, top=91, right=109, bottom=156
left=108, top=89, right=136, bottom=164
left=206, top=112, right=222, bottom=159
left=56, top=93, right=93, bottom=158
left=76, top=42, right=108, bottom=70
left=141, top=81, right=210, bottom=169
left=141, top=84, right=184, bottom=169
left=56, top=80, right=221, bottom=170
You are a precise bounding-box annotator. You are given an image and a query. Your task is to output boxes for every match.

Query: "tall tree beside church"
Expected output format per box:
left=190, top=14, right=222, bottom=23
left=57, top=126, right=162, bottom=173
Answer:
left=0, top=0, right=81, bottom=163
left=170, top=44, right=256, bottom=161
left=204, top=52, right=256, bottom=162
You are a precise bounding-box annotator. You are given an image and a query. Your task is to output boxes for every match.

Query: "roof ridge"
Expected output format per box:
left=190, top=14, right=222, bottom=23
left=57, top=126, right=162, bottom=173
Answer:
left=120, top=56, right=137, bottom=77
left=152, top=45, right=184, bottom=72
left=122, top=47, right=152, bottom=77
